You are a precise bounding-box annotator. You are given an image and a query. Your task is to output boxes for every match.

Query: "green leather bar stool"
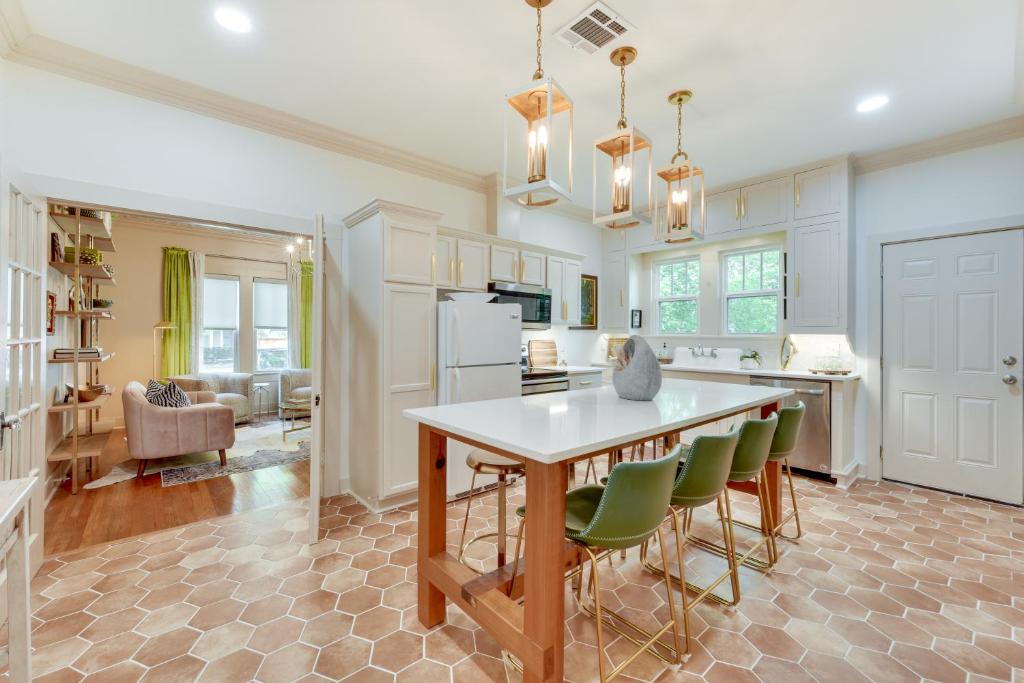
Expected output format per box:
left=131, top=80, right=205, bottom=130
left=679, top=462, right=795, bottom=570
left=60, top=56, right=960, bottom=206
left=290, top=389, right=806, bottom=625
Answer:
left=509, top=449, right=683, bottom=682
left=685, top=413, right=779, bottom=576
left=639, top=433, right=739, bottom=657
left=733, top=402, right=807, bottom=541
left=456, top=449, right=525, bottom=572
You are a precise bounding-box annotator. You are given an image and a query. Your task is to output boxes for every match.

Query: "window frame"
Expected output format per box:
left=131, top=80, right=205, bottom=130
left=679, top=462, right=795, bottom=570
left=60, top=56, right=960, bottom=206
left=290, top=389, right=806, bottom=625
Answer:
left=252, top=277, right=290, bottom=372
left=200, top=274, right=241, bottom=372
left=720, top=245, right=783, bottom=337
left=653, top=255, right=701, bottom=336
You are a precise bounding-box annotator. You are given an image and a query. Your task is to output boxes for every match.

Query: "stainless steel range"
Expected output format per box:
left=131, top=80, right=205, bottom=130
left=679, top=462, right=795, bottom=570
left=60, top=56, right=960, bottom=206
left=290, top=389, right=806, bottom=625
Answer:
left=521, top=366, right=569, bottom=395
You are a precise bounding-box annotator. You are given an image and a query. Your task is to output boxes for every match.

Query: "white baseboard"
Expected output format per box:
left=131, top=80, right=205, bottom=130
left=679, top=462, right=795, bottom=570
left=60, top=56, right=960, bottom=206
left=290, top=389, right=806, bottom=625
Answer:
left=834, top=460, right=861, bottom=490
left=344, top=488, right=416, bottom=515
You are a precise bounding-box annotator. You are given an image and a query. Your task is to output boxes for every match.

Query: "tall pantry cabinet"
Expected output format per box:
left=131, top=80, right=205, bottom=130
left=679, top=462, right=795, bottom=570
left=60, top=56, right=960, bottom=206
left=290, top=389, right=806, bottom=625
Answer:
left=344, top=200, right=441, bottom=510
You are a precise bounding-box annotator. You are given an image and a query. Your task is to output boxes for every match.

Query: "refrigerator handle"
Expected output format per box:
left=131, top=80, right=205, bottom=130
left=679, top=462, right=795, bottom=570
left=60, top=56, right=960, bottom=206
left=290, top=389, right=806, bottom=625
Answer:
left=451, top=308, right=460, bottom=366
left=452, top=367, right=460, bottom=401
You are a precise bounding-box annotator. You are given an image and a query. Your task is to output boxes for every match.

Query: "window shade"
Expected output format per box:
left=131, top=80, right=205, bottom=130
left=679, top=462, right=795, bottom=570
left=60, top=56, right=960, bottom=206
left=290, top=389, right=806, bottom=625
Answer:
left=253, top=280, right=288, bottom=328
left=203, top=277, right=239, bottom=328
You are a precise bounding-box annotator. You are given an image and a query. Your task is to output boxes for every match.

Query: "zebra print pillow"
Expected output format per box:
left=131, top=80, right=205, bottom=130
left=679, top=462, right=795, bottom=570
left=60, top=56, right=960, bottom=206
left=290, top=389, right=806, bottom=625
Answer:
left=145, top=380, right=192, bottom=408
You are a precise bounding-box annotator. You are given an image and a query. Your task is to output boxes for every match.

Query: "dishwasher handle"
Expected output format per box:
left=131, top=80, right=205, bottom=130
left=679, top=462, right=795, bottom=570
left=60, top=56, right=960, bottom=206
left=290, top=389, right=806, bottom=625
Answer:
left=792, top=388, right=826, bottom=396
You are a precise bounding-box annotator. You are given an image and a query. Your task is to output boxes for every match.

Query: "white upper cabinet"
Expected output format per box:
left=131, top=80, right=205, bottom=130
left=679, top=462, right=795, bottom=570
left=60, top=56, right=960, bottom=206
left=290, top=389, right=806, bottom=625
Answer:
left=794, top=165, right=842, bottom=220
left=790, top=221, right=841, bottom=330
left=456, top=239, right=488, bottom=290
left=741, top=177, right=789, bottom=229
left=490, top=245, right=519, bottom=283
left=706, top=189, right=742, bottom=236
left=602, top=253, right=628, bottom=330
left=603, top=228, right=626, bottom=253
left=548, top=257, right=582, bottom=325
left=519, top=250, right=546, bottom=286
left=384, top=219, right=437, bottom=285
left=435, top=235, right=455, bottom=288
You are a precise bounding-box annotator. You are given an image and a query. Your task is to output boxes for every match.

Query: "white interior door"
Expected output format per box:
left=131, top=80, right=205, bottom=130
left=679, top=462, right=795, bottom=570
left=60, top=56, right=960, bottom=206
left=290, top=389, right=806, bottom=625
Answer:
left=883, top=230, right=1023, bottom=504
left=307, top=214, right=326, bottom=544
left=0, top=168, right=47, bottom=570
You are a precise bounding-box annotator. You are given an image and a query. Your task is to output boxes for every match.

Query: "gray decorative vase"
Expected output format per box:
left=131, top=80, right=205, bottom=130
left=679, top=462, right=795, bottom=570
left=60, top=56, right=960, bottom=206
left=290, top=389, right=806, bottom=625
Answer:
left=612, top=336, right=662, bottom=401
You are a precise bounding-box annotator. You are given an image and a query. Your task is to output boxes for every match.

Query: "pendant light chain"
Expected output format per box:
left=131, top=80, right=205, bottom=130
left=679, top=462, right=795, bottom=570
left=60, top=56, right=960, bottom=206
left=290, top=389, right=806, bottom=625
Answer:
left=617, top=62, right=627, bottom=129
left=533, top=6, right=544, bottom=79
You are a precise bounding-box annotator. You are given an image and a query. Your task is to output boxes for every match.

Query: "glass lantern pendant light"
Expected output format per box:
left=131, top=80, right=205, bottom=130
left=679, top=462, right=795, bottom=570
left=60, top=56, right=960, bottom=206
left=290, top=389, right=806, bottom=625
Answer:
left=656, top=90, right=705, bottom=242
left=593, top=46, right=652, bottom=229
left=502, top=0, right=573, bottom=208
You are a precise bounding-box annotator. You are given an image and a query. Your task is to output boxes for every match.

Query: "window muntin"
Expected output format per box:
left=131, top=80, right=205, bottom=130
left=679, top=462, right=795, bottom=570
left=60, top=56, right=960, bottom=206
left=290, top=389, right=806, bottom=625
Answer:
left=723, top=247, right=781, bottom=335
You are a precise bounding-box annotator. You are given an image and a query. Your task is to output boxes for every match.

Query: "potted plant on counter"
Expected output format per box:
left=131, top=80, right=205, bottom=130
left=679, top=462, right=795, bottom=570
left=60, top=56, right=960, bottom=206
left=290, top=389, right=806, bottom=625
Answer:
left=740, top=349, right=761, bottom=370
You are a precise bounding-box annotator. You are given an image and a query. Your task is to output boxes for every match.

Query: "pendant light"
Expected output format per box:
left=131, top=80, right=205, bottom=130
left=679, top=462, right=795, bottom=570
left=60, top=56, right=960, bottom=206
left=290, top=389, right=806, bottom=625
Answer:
left=656, top=90, right=705, bottom=242
left=593, top=46, right=652, bottom=229
left=502, top=0, right=574, bottom=208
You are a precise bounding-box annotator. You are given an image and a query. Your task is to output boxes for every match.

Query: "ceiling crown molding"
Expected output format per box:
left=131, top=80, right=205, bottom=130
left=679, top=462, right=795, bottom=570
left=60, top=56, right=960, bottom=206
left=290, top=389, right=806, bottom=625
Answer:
left=5, top=32, right=487, bottom=194
left=853, top=115, right=1024, bottom=175
left=0, top=0, right=29, bottom=56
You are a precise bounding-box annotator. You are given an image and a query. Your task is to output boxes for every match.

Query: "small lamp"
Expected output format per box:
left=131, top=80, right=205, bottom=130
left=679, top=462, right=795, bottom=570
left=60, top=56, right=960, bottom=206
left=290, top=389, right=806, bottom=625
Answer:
left=153, top=321, right=176, bottom=378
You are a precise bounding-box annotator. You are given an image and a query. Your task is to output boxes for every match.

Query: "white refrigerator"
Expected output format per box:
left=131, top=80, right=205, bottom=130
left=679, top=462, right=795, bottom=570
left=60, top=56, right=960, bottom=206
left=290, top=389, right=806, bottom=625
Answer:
left=437, top=301, right=523, bottom=498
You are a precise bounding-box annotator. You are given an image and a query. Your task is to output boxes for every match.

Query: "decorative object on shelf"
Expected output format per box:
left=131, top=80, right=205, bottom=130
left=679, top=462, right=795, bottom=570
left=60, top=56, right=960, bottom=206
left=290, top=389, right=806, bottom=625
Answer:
left=92, top=298, right=114, bottom=309
left=153, top=320, right=177, bottom=379
left=63, top=383, right=108, bottom=403
left=630, top=309, right=642, bottom=329
left=606, top=335, right=629, bottom=360
left=503, top=0, right=574, bottom=209
left=572, top=274, right=598, bottom=329
left=780, top=335, right=797, bottom=370
left=46, top=291, right=56, bottom=334
left=50, top=232, right=63, bottom=263
left=64, top=245, right=101, bottom=265
left=612, top=336, right=662, bottom=401
left=740, top=349, right=762, bottom=370
left=656, top=90, right=705, bottom=243
left=593, top=46, right=652, bottom=230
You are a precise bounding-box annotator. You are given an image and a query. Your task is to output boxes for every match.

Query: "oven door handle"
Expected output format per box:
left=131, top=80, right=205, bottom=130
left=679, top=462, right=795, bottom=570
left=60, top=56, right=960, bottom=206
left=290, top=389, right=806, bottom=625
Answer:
left=522, top=377, right=569, bottom=386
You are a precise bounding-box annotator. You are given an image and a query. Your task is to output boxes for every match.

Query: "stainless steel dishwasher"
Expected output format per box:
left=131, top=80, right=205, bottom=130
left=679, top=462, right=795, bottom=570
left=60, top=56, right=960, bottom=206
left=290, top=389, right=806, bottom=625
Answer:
left=750, top=376, right=832, bottom=479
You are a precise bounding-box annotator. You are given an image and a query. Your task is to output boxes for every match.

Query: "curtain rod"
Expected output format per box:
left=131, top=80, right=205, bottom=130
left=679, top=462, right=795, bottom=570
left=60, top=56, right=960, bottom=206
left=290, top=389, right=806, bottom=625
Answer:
left=204, top=253, right=290, bottom=266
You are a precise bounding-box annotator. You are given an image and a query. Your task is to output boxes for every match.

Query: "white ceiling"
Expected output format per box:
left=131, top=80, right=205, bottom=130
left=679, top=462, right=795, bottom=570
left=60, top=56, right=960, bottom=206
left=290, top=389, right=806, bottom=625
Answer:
left=19, top=0, right=1024, bottom=196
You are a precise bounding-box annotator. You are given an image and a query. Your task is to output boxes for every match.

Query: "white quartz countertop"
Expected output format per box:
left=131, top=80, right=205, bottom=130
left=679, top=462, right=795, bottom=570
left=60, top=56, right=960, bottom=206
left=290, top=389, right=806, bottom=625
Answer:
left=534, top=366, right=605, bottom=376
left=404, top=378, right=793, bottom=464
left=660, top=365, right=861, bottom=382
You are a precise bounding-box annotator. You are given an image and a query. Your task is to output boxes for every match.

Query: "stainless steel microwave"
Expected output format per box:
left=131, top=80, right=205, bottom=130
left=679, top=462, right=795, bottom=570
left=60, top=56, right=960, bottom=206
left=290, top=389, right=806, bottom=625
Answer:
left=488, top=282, right=551, bottom=330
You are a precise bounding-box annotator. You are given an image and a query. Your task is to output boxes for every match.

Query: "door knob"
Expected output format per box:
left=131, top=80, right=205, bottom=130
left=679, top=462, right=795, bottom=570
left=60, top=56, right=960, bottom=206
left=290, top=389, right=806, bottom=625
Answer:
left=1002, top=374, right=1017, bottom=385
left=1002, top=355, right=1017, bottom=367
left=0, top=411, right=22, bottom=449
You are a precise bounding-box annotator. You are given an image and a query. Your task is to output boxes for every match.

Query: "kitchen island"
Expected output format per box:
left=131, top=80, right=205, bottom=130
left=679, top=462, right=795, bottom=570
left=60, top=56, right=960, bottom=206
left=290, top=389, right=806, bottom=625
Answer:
left=404, top=378, right=792, bottom=682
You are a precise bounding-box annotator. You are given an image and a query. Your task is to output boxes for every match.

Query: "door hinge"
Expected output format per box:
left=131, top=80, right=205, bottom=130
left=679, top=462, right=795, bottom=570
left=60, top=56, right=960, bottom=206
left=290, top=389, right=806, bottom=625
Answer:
left=879, top=445, right=884, bottom=460
left=315, top=394, right=321, bottom=407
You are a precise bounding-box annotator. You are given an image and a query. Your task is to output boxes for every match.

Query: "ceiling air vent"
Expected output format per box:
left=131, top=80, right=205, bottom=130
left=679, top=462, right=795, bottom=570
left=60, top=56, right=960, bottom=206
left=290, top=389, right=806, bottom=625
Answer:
left=556, top=2, right=635, bottom=55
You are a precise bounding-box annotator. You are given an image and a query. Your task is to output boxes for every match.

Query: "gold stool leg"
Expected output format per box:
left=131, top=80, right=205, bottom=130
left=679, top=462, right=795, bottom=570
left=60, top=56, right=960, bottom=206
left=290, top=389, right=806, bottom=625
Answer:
left=779, top=458, right=803, bottom=539
left=456, top=470, right=478, bottom=563
left=496, top=473, right=507, bottom=566
left=655, top=525, right=682, bottom=664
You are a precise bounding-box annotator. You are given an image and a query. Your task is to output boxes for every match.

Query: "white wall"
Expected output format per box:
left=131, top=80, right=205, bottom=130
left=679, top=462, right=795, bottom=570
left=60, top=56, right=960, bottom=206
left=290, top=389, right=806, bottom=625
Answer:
left=852, top=138, right=1024, bottom=476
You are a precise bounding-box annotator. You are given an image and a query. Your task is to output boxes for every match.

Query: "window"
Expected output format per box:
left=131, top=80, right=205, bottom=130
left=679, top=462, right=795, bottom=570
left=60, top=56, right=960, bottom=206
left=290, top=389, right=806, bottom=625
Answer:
left=253, top=279, right=289, bottom=371
left=723, top=247, right=782, bottom=335
left=201, top=276, right=239, bottom=371
left=655, top=257, right=700, bottom=334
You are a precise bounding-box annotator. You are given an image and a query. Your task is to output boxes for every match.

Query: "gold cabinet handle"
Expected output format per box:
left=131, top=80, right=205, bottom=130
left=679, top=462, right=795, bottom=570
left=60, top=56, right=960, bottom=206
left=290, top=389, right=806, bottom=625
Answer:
left=795, top=272, right=801, bottom=297
left=795, top=181, right=801, bottom=208
left=578, top=380, right=593, bottom=386
left=458, top=259, right=464, bottom=286
left=430, top=363, right=436, bottom=390
left=734, top=197, right=740, bottom=220
left=520, top=257, right=526, bottom=281
left=449, top=257, right=454, bottom=283
left=740, top=195, right=746, bottom=219
left=619, top=289, right=624, bottom=307
left=431, top=253, right=436, bottom=282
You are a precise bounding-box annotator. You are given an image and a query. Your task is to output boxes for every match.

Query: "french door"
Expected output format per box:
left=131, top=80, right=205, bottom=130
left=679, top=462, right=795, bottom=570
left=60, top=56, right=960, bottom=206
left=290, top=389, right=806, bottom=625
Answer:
left=0, top=167, right=48, bottom=569
left=307, top=214, right=326, bottom=544
left=882, top=230, right=1023, bottom=504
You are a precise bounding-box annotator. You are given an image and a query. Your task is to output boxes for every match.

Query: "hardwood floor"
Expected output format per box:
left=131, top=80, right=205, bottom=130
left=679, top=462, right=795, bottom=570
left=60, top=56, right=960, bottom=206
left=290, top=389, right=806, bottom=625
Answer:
left=43, top=426, right=310, bottom=556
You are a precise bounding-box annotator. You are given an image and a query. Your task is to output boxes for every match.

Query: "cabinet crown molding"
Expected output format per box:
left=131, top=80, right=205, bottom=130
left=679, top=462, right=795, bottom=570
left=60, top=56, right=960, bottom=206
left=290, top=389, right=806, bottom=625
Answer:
left=437, top=225, right=586, bottom=262
left=343, top=199, right=443, bottom=228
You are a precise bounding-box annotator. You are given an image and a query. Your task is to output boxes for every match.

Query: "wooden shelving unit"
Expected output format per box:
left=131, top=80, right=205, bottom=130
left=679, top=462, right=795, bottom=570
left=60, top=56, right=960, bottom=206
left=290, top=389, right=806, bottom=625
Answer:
left=49, top=206, right=117, bottom=494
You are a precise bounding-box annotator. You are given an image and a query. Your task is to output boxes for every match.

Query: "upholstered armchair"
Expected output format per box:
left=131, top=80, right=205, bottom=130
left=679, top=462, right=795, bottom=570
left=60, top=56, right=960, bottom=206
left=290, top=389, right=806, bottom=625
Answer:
left=279, top=368, right=312, bottom=417
left=169, top=372, right=253, bottom=424
left=121, top=381, right=236, bottom=477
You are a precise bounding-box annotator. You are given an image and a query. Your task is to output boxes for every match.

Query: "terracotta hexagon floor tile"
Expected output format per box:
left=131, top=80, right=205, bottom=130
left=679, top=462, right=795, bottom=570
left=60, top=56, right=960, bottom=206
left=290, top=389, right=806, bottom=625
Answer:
left=370, top=630, right=424, bottom=672
left=79, top=661, right=145, bottom=682
left=191, top=621, right=256, bottom=661
left=890, top=642, right=969, bottom=682
left=451, top=653, right=506, bottom=683
left=31, top=636, right=91, bottom=678
left=189, top=597, right=246, bottom=631
left=932, top=637, right=1013, bottom=680
left=350, top=549, right=388, bottom=571
left=741, top=623, right=804, bottom=662
left=72, top=632, right=146, bottom=675
left=352, top=605, right=402, bottom=640
left=185, top=578, right=240, bottom=608
left=139, top=653, right=205, bottom=681
left=81, top=607, right=147, bottom=643
left=239, top=593, right=292, bottom=626
left=785, top=618, right=850, bottom=658
left=974, top=633, right=1024, bottom=669
left=773, top=592, right=832, bottom=623
left=800, top=651, right=873, bottom=682
left=343, top=666, right=397, bottom=683
left=289, top=589, right=339, bottom=619
left=906, top=607, right=975, bottom=642
left=37, top=590, right=101, bottom=621
left=750, top=655, right=817, bottom=683
left=337, top=585, right=383, bottom=615
left=32, top=610, right=95, bottom=648
left=256, top=641, right=319, bottom=683
left=198, top=648, right=264, bottom=682
left=701, top=661, right=759, bottom=683
left=248, top=615, right=305, bottom=654
left=697, top=627, right=760, bottom=668
left=825, top=615, right=892, bottom=653
left=132, top=626, right=201, bottom=668
left=844, top=646, right=920, bottom=683
left=135, top=603, right=198, bottom=637
left=425, top=624, right=476, bottom=665
left=395, top=657, right=451, bottom=683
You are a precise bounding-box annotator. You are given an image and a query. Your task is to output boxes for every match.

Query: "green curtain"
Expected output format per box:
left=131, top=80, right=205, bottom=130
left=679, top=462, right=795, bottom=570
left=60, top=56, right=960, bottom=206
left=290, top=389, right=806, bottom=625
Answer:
left=161, top=247, right=192, bottom=377
left=299, top=260, right=314, bottom=368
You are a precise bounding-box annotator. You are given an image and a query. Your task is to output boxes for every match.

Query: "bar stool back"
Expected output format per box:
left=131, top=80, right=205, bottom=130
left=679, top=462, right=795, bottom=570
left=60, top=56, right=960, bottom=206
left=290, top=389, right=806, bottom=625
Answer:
left=767, top=401, right=806, bottom=539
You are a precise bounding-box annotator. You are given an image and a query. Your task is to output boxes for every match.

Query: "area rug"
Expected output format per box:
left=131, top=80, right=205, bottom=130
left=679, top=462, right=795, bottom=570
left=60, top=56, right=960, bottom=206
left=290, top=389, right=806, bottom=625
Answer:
left=159, top=441, right=310, bottom=487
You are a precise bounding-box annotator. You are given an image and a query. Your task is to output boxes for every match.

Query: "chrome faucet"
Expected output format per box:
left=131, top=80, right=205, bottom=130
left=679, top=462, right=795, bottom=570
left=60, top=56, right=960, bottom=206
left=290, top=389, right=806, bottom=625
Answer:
left=688, top=344, right=719, bottom=359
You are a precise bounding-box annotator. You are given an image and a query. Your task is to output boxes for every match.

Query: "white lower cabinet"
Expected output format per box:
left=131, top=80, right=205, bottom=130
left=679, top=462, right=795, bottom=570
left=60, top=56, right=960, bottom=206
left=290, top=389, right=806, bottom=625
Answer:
left=548, top=256, right=582, bottom=325
left=569, top=371, right=602, bottom=390
left=789, top=221, right=841, bottom=331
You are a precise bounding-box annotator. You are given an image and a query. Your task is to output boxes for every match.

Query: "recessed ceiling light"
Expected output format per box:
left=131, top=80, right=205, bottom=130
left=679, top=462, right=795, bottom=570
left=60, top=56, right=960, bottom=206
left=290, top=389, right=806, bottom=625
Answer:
left=856, top=94, right=889, bottom=113
left=214, top=7, right=252, bottom=33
